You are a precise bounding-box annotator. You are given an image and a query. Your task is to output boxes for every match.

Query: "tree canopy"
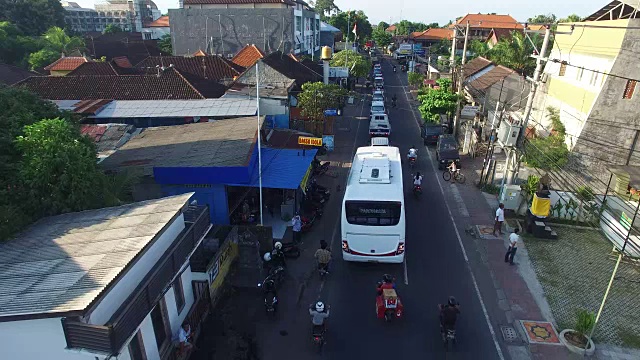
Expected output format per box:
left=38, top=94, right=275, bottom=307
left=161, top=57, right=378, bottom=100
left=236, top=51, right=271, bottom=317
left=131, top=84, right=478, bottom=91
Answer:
left=158, top=34, right=172, bottom=55
left=103, top=24, right=124, bottom=34
left=394, top=20, right=434, bottom=35
left=467, top=30, right=542, bottom=77
left=28, top=26, right=85, bottom=70
left=310, top=0, right=340, bottom=21
left=417, top=85, right=458, bottom=123
left=371, top=27, right=393, bottom=49
left=0, top=0, right=65, bottom=36
left=297, top=82, right=347, bottom=135
left=377, top=21, right=389, bottom=31
left=330, top=49, right=371, bottom=78
left=327, top=10, right=372, bottom=43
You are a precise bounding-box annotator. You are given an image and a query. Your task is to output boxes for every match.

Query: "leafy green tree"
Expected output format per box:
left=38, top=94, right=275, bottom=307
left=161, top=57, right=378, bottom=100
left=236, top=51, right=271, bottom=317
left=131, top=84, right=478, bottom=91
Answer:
left=0, top=21, right=40, bottom=67
left=377, top=21, right=389, bottom=31
left=407, top=71, right=424, bottom=87
left=330, top=49, right=371, bottom=78
left=469, top=39, right=490, bottom=59
left=158, top=34, right=172, bottom=54
left=0, top=0, right=65, bottom=36
left=417, top=87, right=458, bottom=122
left=371, top=27, right=392, bottom=49
left=430, top=38, right=451, bottom=56
left=28, top=26, right=85, bottom=70
left=489, top=31, right=541, bottom=76
left=524, top=106, right=569, bottom=170
left=527, top=14, right=557, bottom=25
left=559, top=14, right=582, bottom=23
left=27, top=48, right=58, bottom=70
left=436, top=78, right=452, bottom=90
left=310, top=0, right=340, bottom=20
left=16, top=118, right=105, bottom=217
left=103, top=24, right=123, bottom=34
left=327, top=10, right=373, bottom=43
left=296, top=82, right=348, bottom=135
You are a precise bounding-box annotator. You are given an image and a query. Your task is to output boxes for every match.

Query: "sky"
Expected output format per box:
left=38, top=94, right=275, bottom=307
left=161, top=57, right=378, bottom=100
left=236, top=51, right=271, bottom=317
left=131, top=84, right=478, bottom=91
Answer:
left=71, top=0, right=607, bottom=25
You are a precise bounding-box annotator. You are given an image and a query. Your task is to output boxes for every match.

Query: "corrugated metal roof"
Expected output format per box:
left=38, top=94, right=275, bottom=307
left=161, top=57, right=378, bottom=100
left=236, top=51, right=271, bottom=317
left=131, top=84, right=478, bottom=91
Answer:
left=92, top=99, right=256, bottom=118
left=237, top=147, right=317, bottom=189
left=0, top=194, right=193, bottom=319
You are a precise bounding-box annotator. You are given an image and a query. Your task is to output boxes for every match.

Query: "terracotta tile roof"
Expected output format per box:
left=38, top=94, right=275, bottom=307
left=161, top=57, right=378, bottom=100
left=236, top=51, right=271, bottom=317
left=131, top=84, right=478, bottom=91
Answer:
left=452, top=14, right=523, bottom=29
left=261, top=51, right=322, bottom=86
left=386, top=25, right=397, bottom=32
left=527, top=24, right=546, bottom=31
left=193, top=49, right=207, bottom=56
left=231, top=44, right=265, bottom=68
left=136, top=55, right=240, bottom=81
left=184, top=0, right=295, bottom=4
left=112, top=56, right=133, bottom=68
left=146, top=15, right=169, bottom=27
left=463, top=56, right=493, bottom=77
left=0, top=63, right=39, bottom=85
left=68, top=60, right=141, bottom=76
left=14, top=68, right=225, bottom=100
left=467, top=65, right=514, bottom=93
left=419, top=28, right=453, bottom=40
left=44, top=57, right=89, bottom=71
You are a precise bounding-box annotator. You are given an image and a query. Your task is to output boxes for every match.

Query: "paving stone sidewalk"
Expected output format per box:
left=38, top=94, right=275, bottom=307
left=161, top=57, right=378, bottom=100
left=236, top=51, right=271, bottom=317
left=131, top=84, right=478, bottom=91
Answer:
left=445, top=153, right=640, bottom=360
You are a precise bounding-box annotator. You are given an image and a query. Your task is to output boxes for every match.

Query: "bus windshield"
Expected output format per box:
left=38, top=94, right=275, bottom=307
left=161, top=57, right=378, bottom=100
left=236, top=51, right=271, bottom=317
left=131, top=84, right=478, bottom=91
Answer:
left=345, top=201, right=401, bottom=226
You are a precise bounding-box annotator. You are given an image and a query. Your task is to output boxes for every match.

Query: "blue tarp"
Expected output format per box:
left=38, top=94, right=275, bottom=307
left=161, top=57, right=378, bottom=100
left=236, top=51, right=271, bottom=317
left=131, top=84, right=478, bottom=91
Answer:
left=231, top=147, right=317, bottom=189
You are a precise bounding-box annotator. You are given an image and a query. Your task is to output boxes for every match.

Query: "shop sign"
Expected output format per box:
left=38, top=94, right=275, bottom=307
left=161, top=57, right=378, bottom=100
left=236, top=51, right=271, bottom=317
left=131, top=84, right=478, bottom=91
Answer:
left=208, top=238, right=238, bottom=298
left=298, top=136, right=323, bottom=146
left=300, top=165, right=313, bottom=194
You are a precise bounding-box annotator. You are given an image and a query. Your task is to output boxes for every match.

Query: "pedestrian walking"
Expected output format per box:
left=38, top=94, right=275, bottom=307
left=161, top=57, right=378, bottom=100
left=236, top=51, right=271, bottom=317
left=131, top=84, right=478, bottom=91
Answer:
left=504, top=228, right=520, bottom=265
left=493, top=203, right=505, bottom=236
left=292, top=214, right=302, bottom=243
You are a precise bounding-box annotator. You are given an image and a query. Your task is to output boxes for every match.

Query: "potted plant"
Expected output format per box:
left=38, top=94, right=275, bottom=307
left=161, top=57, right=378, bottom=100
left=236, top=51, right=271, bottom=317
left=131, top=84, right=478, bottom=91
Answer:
left=559, top=309, right=596, bottom=355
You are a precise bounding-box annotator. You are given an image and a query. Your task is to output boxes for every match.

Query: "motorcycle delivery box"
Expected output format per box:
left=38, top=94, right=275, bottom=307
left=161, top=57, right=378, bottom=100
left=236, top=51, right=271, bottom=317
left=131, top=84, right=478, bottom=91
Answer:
left=376, top=288, right=404, bottom=318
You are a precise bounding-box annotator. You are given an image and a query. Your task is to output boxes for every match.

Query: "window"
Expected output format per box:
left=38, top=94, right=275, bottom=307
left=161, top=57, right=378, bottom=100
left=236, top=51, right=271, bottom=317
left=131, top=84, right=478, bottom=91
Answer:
left=559, top=62, right=567, bottom=76
left=150, top=299, right=171, bottom=350
left=295, top=16, right=301, bottom=32
left=576, top=67, right=584, bottom=81
left=144, top=33, right=152, bottom=40
left=316, top=19, right=320, bottom=32
left=173, top=276, right=185, bottom=314
left=345, top=201, right=402, bottom=226
left=623, top=79, right=636, bottom=99
left=128, top=331, right=148, bottom=360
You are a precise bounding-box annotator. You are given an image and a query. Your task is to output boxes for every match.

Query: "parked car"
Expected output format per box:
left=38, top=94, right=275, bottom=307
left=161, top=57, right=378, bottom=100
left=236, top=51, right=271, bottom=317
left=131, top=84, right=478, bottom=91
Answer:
left=372, top=90, right=384, bottom=102
left=422, top=124, right=443, bottom=145
left=374, top=76, right=384, bottom=89
left=370, top=101, right=386, bottom=116
left=370, top=113, right=389, bottom=123
left=436, top=134, right=460, bottom=169
left=369, top=119, right=391, bottom=137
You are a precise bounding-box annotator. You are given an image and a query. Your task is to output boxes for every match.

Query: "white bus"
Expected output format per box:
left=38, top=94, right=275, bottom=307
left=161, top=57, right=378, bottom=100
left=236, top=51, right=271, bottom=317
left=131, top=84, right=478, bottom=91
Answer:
left=341, top=146, right=406, bottom=263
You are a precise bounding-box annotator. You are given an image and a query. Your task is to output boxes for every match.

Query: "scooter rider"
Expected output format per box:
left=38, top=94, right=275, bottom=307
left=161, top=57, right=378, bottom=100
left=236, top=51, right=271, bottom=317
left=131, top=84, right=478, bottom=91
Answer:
left=309, top=301, right=330, bottom=333
left=407, top=145, right=418, bottom=162
left=271, top=242, right=286, bottom=269
left=377, top=274, right=396, bottom=295
left=391, top=94, right=397, bottom=108
left=413, top=172, right=423, bottom=187
left=314, top=240, right=332, bottom=273
left=439, top=296, right=461, bottom=331
left=393, top=65, right=397, bottom=72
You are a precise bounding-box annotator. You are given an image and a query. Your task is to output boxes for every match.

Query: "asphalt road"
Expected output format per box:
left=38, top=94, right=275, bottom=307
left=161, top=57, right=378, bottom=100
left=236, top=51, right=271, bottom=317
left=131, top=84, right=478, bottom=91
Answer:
left=313, top=57, right=503, bottom=359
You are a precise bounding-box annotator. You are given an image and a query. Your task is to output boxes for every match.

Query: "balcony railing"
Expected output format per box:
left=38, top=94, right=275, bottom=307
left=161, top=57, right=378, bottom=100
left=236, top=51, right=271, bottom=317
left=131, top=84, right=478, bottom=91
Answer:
left=62, top=205, right=210, bottom=355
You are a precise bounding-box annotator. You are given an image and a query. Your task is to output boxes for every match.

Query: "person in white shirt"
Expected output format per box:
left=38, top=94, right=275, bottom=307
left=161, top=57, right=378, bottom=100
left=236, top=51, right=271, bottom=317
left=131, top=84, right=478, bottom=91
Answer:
left=176, top=322, right=194, bottom=352
left=505, top=228, right=520, bottom=265
left=407, top=146, right=418, bottom=161
left=493, top=203, right=505, bottom=236
left=413, top=172, right=423, bottom=186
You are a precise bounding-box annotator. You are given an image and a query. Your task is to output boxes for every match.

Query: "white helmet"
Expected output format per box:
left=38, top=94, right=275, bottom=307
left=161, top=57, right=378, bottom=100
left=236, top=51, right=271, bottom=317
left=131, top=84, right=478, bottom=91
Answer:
left=315, top=301, right=325, bottom=312
left=274, top=242, right=283, bottom=250
left=263, top=252, right=272, bottom=262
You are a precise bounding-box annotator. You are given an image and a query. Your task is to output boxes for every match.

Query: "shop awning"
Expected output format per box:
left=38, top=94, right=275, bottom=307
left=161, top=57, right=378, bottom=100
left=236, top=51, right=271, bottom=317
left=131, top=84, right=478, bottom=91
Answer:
left=236, top=147, right=318, bottom=189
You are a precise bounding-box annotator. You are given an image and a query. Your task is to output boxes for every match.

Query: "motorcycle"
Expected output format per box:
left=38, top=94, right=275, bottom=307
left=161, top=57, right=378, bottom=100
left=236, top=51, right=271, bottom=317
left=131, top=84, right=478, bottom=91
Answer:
left=257, top=278, right=278, bottom=316
left=301, top=201, right=323, bottom=218
left=300, top=214, right=316, bottom=234
left=318, top=262, right=329, bottom=279
left=313, top=161, right=330, bottom=176
left=438, top=303, right=459, bottom=349
left=393, top=67, right=397, bottom=73
left=280, top=241, right=302, bottom=258
left=409, top=157, right=416, bottom=169
left=312, top=325, right=326, bottom=353
left=306, top=189, right=327, bottom=204
left=375, top=277, right=404, bottom=322
left=309, top=180, right=330, bottom=200
left=391, top=99, right=397, bottom=108
left=413, top=184, right=423, bottom=198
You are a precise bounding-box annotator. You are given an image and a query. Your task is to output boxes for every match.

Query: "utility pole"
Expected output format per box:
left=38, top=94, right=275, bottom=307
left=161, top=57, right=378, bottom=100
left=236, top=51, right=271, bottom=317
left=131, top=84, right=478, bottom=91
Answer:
left=453, top=20, right=470, bottom=138
left=449, top=27, right=457, bottom=75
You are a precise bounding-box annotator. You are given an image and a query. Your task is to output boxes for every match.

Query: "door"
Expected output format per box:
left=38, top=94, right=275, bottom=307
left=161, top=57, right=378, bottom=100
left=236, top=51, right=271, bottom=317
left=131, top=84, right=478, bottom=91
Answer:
left=150, top=298, right=172, bottom=356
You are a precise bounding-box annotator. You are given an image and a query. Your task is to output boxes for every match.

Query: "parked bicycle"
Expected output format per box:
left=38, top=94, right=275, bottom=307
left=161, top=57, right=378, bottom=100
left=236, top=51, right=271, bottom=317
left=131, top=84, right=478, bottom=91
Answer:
left=443, top=170, right=466, bottom=184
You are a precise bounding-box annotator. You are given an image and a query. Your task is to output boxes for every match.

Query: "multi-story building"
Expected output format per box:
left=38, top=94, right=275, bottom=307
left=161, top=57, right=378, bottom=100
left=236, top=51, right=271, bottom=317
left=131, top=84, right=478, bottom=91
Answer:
left=449, top=13, right=523, bottom=44
left=170, top=0, right=320, bottom=57
left=63, top=0, right=162, bottom=34
left=529, top=1, right=640, bottom=184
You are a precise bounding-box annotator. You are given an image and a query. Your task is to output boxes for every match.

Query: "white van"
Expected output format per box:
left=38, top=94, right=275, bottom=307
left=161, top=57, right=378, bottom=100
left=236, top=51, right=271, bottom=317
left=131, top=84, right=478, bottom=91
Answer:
left=371, top=101, right=386, bottom=115
left=369, top=118, right=391, bottom=137
left=371, top=113, right=388, bottom=123
left=371, top=137, right=390, bottom=146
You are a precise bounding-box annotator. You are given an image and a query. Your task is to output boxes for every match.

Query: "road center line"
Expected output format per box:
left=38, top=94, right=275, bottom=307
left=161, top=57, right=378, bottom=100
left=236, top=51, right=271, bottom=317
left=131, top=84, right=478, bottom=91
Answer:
left=397, top=67, right=505, bottom=360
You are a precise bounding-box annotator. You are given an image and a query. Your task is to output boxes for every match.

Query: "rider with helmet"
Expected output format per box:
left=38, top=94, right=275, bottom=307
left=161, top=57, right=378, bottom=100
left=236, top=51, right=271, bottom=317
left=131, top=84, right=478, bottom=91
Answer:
left=439, top=296, right=461, bottom=331
left=271, top=242, right=286, bottom=269
left=309, top=301, right=330, bottom=333
left=407, top=145, right=418, bottom=162
left=376, top=274, right=396, bottom=295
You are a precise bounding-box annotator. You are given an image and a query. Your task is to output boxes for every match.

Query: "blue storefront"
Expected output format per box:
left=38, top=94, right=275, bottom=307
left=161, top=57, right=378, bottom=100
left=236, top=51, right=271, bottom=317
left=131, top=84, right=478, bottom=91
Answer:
left=154, top=144, right=317, bottom=225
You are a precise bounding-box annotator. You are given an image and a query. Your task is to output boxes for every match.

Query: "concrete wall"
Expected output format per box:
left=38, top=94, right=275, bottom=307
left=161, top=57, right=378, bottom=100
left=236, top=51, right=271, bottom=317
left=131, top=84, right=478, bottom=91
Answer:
left=169, top=8, right=295, bottom=56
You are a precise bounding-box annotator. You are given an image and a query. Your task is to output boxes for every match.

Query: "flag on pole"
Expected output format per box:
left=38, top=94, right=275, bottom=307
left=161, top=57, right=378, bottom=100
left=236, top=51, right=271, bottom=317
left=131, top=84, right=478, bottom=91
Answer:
left=352, top=22, right=357, bottom=39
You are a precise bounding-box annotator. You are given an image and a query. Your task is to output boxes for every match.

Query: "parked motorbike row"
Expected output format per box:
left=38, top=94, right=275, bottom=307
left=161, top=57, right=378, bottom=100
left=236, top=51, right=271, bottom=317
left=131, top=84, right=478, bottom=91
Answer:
left=257, top=159, right=332, bottom=317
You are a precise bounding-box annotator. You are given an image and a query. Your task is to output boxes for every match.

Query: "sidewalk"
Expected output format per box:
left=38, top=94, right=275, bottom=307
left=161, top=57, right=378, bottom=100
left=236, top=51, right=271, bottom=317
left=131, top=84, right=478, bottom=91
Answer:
left=441, top=152, right=639, bottom=360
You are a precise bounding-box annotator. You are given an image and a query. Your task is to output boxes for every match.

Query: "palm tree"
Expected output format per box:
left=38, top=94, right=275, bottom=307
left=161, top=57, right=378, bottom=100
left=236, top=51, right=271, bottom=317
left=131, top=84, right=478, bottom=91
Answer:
left=42, top=27, right=85, bottom=55
left=489, top=31, right=539, bottom=77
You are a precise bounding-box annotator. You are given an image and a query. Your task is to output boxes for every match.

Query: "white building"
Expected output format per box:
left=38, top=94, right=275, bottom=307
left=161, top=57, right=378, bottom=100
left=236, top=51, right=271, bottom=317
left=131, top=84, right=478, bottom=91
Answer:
left=0, top=193, right=214, bottom=360
left=142, top=15, right=170, bottom=40
left=63, top=0, right=162, bottom=33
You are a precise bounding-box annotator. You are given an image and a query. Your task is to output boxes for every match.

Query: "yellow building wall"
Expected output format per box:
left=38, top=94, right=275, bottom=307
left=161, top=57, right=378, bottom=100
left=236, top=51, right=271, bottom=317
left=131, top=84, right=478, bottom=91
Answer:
left=546, top=77, right=597, bottom=114
left=555, top=19, right=629, bottom=57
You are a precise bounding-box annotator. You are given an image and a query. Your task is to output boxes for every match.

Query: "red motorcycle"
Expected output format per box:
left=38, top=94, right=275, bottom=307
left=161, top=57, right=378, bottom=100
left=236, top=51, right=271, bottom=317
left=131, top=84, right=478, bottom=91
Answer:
left=413, top=184, right=423, bottom=198
left=375, top=275, right=404, bottom=322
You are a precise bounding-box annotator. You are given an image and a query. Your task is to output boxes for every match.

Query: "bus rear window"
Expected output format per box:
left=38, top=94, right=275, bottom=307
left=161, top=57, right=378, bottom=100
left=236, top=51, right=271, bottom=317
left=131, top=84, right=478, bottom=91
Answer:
left=345, top=201, right=401, bottom=226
